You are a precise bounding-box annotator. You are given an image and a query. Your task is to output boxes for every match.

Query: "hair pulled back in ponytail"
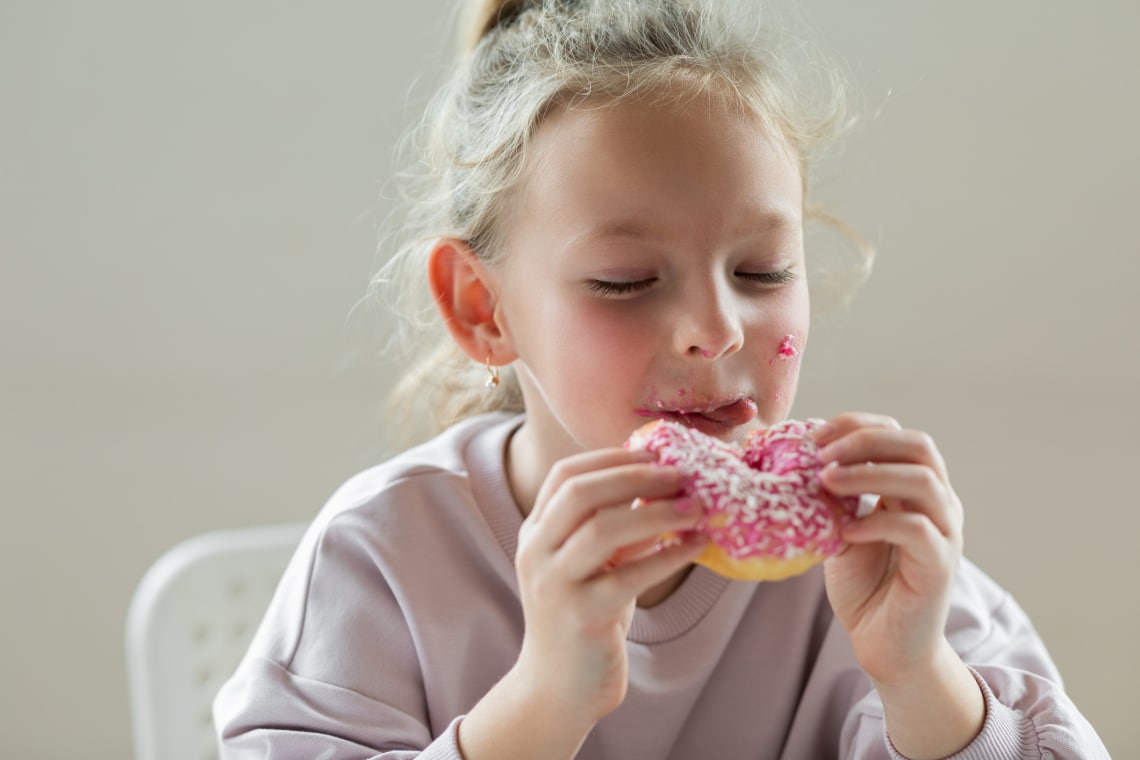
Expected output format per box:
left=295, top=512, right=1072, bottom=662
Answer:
left=373, top=0, right=871, bottom=445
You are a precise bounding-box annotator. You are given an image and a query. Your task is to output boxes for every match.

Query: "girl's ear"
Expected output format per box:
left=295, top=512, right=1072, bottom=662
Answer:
left=427, top=237, right=517, bottom=365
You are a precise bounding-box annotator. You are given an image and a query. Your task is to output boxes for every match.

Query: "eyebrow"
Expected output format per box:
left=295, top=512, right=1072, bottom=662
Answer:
left=577, top=210, right=800, bottom=245
left=586, top=220, right=658, bottom=242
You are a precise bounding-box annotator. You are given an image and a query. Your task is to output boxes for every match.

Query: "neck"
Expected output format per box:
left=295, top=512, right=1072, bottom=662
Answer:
left=636, top=566, right=693, bottom=608
left=503, top=421, right=546, bottom=517
left=504, top=415, right=584, bottom=516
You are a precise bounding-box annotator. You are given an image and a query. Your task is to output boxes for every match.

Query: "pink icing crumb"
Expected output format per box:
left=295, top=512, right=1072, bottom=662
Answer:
left=777, top=335, right=799, bottom=359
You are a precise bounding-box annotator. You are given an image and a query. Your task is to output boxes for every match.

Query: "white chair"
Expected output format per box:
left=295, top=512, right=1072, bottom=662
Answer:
left=126, top=522, right=308, bottom=760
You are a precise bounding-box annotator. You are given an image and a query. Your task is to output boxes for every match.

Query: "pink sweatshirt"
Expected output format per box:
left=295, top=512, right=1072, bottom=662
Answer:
left=214, top=412, right=1108, bottom=759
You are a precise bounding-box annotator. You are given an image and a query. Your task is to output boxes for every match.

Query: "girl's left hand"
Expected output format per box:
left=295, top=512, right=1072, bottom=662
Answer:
left=814, top=412, right=964, bottom=687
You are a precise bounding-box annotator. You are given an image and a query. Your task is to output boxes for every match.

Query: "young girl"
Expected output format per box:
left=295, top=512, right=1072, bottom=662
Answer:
left=215, top=1, right=1108, bottom=757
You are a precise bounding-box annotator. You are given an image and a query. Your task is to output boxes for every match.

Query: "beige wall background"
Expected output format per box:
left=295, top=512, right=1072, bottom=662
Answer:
left=2, top=1, right=1136, bottom=757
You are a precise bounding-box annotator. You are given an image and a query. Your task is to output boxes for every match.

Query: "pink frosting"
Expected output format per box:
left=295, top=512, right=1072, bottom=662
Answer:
left=627, top=418, right=861, bottom=562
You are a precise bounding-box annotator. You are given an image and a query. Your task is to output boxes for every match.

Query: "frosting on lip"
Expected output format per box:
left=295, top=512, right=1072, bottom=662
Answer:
left=639, top=396, right=758, bottom=431
left=692, top=397, right=758, bottom=426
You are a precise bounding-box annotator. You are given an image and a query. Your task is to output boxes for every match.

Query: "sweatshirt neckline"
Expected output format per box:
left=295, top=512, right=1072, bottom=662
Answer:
left=466, top=413, right=734, bottom=645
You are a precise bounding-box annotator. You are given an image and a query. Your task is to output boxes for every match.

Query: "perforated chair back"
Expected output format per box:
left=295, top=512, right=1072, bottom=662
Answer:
left=126, top=522, right=307, bottom=760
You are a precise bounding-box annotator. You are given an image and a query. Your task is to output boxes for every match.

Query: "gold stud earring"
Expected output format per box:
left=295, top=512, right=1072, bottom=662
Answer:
left=484, top=356, right=500, bottom=389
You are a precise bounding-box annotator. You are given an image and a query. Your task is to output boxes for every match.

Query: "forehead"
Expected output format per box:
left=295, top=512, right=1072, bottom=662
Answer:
left=507, top=95, right=804, bottom=249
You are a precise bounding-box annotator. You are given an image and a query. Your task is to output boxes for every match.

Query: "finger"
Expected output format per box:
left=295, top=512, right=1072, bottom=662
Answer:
left=841, top=510, right=959, bottom=572
left=600, top=501, right=682, bottom=568
left=531, top=447, right=658, bottom=522
left=591, top=532, right=709, bottom=608
left=811, top=411, right=902, bottom=447
left=818, top=427, right=949, bottom=482
left=603, top=536, right=662, bottom=570
left=558, top=497, right=703, bottom=580
left=534, top=464, right=687, bottom=551
left=820, top=462, right=958, bottom=537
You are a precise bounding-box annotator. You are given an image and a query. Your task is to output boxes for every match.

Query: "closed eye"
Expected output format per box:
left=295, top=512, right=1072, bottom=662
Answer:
left=585, top=278, right=658, bottom=296
left=736, top=269, right=797, bottom=286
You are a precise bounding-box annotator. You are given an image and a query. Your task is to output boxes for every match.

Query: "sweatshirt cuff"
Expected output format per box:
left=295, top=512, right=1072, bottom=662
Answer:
left=887, top=667, right=1039, bottom=760
left=418, top=715, right=467, bottom=760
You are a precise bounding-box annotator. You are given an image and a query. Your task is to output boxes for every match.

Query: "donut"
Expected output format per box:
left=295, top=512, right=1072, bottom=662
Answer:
left=626, top=418, right=865, bottom=581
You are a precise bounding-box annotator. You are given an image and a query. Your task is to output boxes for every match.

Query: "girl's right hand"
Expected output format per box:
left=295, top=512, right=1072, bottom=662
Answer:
left=512, top=447, right=707, bottom=725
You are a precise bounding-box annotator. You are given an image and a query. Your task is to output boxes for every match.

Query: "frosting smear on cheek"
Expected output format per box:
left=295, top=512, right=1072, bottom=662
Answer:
left=770, top=334, right=802, bottom=403
left=777, top=334, right=799, bottom=359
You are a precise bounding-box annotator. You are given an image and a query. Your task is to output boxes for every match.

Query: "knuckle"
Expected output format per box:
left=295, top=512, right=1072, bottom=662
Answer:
left=913, top=516, right=940, bottom=543
left=837, top=411, right=900, bottom=432
left=906, top=429, right=937, bottom=456
left=514, top=544, right=536, bottom=573
left=916, top=466, right=940, bottom=492
left=548, top=458, right=578, bottom=485
left=827, top=411, right=861, bottom=432
left=937, top=533, right=961, bottom=565
left=559, top=478, right=588, bottom=503
left=864, top=412, right=900, bottom=430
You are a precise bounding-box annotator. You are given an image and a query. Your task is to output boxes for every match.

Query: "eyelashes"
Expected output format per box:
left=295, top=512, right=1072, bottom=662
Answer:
left=586, top=269, right=797, bottom=297
left=585, top=278, right=658, bottom=296
left=736, top=269, right=797, bottom=286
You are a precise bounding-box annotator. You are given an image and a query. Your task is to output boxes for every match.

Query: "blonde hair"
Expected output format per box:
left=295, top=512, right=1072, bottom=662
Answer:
left=372, top=0, right=872, bottom=444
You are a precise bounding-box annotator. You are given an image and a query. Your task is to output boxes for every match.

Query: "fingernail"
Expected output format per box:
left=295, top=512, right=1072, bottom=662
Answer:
left=674, top=497, right=696, bottom=514
left=818, top=443, right=838, bottom=463
left=811, top=422, right=835, bottom=443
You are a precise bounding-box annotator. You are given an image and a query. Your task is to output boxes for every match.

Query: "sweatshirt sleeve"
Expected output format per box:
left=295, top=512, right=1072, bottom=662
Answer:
left=212, top=509, right=468, bottom=760
left=214, top=656, right=466, bottom=759
left=840, top=559, right=1109, bottom=760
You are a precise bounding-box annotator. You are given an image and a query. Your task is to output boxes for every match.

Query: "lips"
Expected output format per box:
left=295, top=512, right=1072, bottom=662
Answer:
left=696, top=397, right=758, bottom=426
left=643, top=396, right=759, bottom=435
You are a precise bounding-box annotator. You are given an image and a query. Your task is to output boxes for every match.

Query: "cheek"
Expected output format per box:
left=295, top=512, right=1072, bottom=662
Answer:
left=756, top=348, right=802, bottom=419
left=556, top=305, right=651, bottom=374
left=754, top=292, right=810, bottom=413
left=512, top=296, right=649, bottom=378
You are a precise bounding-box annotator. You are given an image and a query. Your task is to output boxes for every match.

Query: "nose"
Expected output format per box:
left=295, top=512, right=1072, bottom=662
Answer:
left=672, top=278, right=744, bottom=360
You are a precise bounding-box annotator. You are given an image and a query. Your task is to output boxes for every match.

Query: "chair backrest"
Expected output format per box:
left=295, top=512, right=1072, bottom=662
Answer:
left=126, top=522, right=307, bottom=760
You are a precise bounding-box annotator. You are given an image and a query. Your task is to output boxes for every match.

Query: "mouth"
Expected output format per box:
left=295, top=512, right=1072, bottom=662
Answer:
left=637, top=396, right=759, bottom=436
